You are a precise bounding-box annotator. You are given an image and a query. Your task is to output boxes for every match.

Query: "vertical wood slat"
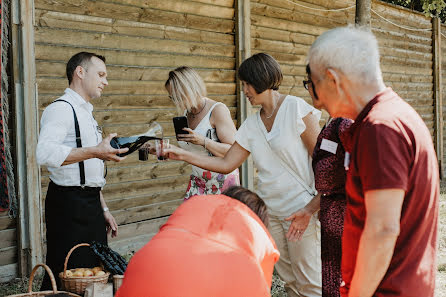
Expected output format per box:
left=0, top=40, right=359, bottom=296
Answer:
left=12, top=0, right=44, bottom=277
left=236, top=0, right=253, bottom=190
left=433, top=17, right=443, bottom=179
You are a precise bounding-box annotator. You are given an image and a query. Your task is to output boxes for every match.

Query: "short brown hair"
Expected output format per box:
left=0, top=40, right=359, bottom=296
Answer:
left=66, top=52, right=106, bottom=85
left=238, top=53, right=283, bottom=94
left=223, top=186, right=269, bottom=227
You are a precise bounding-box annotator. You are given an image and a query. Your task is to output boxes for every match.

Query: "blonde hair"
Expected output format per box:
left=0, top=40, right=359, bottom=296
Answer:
left=165, top=66, right=207, bottom=113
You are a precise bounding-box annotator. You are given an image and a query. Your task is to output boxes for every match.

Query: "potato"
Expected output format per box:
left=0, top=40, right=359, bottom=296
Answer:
left=65, top=270, right=73, bottom=277
left=83, top=269, right=94, bottom=277
left=95, top=270, right=106, bottom=276
left=92, top=267, right=102, bottom=274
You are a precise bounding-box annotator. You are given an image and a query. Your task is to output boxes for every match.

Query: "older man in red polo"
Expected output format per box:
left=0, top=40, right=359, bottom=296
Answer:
left=305, top=25, right=439, bottom=297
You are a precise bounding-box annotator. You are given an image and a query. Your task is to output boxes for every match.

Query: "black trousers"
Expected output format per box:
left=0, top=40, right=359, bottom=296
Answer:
left=40, top=181, right=107, bottom=291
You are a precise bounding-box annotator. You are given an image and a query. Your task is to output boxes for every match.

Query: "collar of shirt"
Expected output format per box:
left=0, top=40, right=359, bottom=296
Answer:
left=64, top=88, right=94, bottom=114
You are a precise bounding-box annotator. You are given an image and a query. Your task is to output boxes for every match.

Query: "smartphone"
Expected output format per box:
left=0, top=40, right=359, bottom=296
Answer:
left=173, top=116, right=189, bottom=140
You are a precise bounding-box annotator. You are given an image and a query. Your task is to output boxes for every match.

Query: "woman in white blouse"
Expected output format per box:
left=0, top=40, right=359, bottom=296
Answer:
left=166, top=53, right=322, bottom=297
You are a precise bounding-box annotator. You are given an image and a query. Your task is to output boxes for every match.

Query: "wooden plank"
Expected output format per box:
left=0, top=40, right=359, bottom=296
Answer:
left=110, top=216, right=168, bottom=242
left=106, top=190, right=185, bottom=211
left=0, top=214, right=16, bottom=230
left=106, top=0, right=234, bottom=19
left=36, top=62, right=236, bottom=83
left=371, top=17, right=432, bottom=40
left=251, top=2, right=346, bottom=28
left=0, top=247, right=17, bottom=266
left=35, top=10, right=234, bottom=45
left=111, top=199, right=182, bottom=225
left=37, top=78, right=236, bottom=96
left=251, top=14, right=327, bottom=36
left=35, top=27, right=235, bottom=58
left=109, top=234, right=152, bottom=255
left=251, top=26, right=316, bottom=46
left=376, top=34, right=432, bottom=54
left=382, top=73, right=432, bottom=84
left=35, top=44, right=236, bottom=70
left=380, top=64, right=432, bottom=76
left=381, top=55, right=432, bottom=69
left=379, top=46, right=432, bottom=62
left=386, top=82, right=432, bottom=92
left=38, top=94, right=237, bottom=110
left=103, top=161, right=191, bottom=184
left=35, top=0, right=235, bottom=34
left=0, top=263, right=18, bottom=282
left=0, top=229, right=17, bottom=249
left=371, top=0, right=431, bottom=27
left=252, top=38, right=309, bottom=55
left=251, top=50, right=307, bottom=67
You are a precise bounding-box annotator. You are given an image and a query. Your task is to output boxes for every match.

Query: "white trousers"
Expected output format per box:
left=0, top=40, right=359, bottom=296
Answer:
left=268, top=213, right=322, bottom=297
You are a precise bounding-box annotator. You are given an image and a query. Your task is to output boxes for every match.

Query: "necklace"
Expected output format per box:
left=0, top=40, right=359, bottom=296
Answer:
left=188, top=99, right=207, bottom=119
left=263, top=93, right=279, bottom=119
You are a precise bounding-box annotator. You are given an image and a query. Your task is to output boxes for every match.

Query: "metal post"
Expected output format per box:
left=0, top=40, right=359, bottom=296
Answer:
left=432, top=17, right=443, bottom=178
left=355, top=0, right=371, bottom=27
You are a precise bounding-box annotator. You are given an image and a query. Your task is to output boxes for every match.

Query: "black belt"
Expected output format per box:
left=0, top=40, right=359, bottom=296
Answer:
left=49, top=181, right=101, bottom=193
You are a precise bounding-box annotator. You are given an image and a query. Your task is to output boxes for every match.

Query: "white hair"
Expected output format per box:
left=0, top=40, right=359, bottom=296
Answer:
left=308, top=25, right=383, bottom=84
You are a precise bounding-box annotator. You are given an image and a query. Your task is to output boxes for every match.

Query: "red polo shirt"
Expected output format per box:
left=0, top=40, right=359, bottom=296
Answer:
left=341, top=88, right=439, bottom=297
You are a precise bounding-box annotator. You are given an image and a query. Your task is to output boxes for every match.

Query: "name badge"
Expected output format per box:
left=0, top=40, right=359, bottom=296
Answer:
left=320, top=138, right=338, bottom=154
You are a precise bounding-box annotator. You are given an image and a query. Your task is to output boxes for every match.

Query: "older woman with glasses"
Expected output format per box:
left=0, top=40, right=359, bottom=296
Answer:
left=304, top=64, right=353, bottom=297
left=165, top=66, right=239, bottom=199
left=165, top=53, right=322, bottom=297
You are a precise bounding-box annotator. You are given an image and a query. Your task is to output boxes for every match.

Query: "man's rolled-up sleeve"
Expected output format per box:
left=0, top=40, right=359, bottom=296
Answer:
left=36, top=104, right=74, bottom=168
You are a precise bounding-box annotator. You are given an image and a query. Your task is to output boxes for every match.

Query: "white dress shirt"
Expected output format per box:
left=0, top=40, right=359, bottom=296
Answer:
left=37, top=88, right=105, bottom=187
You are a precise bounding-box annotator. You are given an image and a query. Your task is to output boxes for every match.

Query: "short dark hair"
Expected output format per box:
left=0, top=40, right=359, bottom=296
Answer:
left=238, top=53, right=283, bottom=94
left=223, top=186, right=269, bottom=227
left=66, top=52, right=106, bottom=85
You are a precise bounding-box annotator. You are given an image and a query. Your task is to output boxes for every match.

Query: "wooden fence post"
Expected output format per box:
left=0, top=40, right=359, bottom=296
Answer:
left=433, top=17, right=443, bottom=179
left=11, top=0, right=43, bottom=276
left=355, top=0, right=371, bottom=27
left=235, top=0, right=254, bottom=190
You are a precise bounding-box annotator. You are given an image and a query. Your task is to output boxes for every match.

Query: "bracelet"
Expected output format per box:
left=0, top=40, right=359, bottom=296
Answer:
left=103, top=207, right=109, bottom=212
left=204, top=138, right=207, bottom=150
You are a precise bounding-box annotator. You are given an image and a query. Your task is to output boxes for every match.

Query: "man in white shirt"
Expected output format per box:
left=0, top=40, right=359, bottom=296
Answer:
left=36, top=52, right=128, bottom=290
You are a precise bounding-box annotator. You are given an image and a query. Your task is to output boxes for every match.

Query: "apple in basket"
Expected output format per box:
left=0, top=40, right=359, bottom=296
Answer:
left=73, top=269, right=84, bottom=277
left=92, top=266, right=102, bottom=274
left=83, top=269, right=94, bottom=277
left=65, top=270, right=73, bottom=277
left=95, top=270, right=106, bottom=276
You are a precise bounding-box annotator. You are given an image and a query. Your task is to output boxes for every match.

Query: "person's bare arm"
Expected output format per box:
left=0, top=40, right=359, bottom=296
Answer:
left=177, top=104, right=236, bottom=157
left=300, top=112, right=320, bottom=156
left=62, top=133, right=128, bottom=165
left=348, top=188, right=404, bottom=297
left=285, top=193, right=321, bottom=241
left=99, top=191, right=118, bottom=238
left=165, top=141, right=249, bottom=174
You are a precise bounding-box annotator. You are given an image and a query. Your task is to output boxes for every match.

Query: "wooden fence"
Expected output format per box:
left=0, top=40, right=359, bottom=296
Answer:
left=1, top=0, right=444, bottom=280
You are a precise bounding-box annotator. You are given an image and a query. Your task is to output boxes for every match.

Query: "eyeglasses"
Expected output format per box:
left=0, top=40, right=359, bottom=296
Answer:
left=303, top=64, right=319, bottom=100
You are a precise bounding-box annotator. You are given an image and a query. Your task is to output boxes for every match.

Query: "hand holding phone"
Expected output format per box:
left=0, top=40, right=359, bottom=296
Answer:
left=173, top=116, right=189, bottom=140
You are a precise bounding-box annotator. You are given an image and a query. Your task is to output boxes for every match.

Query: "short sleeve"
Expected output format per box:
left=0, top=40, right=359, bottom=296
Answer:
left=357, top=123, right=411, bottom=192
left=295, top=97, right=322, bottom=135
left=234, top=116, right=253, bottom=152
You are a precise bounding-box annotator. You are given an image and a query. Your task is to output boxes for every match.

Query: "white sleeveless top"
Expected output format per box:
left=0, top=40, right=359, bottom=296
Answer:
left=178, top=102, right=239, bottom=199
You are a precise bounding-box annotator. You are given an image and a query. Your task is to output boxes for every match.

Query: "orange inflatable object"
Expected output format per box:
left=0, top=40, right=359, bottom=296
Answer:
left=116, top=194, right=279, bottom=297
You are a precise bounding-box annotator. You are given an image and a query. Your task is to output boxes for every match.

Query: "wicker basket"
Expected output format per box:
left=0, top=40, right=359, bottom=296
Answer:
left=59, top=243, right=110, bottom=295
left=6, top=263, right=81, bottom=297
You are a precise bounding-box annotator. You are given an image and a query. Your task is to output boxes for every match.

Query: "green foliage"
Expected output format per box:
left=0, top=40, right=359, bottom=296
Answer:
left=381, top=0, right=446, bottom=22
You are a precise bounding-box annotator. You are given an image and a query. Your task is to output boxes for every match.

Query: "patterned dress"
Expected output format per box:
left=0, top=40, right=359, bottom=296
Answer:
left=179, top=102, right=239, bottom=200
left=312, top=117, right=353, bottom=297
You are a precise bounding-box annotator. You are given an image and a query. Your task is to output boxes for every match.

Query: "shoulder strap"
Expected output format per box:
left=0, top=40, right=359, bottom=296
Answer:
left=255, top=115, right=316, bottom=196
left=53, top=99, right=85, bottom=186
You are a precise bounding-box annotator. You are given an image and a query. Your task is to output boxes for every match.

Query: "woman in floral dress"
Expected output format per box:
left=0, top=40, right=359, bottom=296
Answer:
left=165, top=66, right=239, bottom=199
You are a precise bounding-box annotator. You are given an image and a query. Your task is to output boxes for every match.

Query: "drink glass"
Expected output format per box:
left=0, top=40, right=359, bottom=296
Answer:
left=155, top=139, right=170, bottom=161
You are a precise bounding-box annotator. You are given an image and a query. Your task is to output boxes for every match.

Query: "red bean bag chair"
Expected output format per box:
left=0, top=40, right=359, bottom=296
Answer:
left=116, top=194, right=279, bottom=297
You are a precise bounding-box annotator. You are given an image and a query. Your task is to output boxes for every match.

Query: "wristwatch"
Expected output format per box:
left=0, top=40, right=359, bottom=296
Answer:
left=103, top=207, right=109, bottom=213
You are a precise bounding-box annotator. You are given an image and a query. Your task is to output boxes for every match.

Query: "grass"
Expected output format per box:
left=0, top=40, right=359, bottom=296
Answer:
left=1, top=186, right=445, bottom=297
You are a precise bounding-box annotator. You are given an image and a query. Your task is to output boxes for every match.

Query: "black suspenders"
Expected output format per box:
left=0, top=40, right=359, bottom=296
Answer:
left=53, top=99, right=86, bottom=186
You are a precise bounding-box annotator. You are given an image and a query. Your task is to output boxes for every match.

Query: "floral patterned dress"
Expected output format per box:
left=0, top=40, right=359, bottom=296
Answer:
left=312, top=117, right=353, bottom=297
left=179, top=102, right=240, bottom=200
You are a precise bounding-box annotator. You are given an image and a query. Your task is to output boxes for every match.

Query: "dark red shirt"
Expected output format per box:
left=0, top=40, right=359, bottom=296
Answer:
left=341, top=88, right=439, bottom=297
